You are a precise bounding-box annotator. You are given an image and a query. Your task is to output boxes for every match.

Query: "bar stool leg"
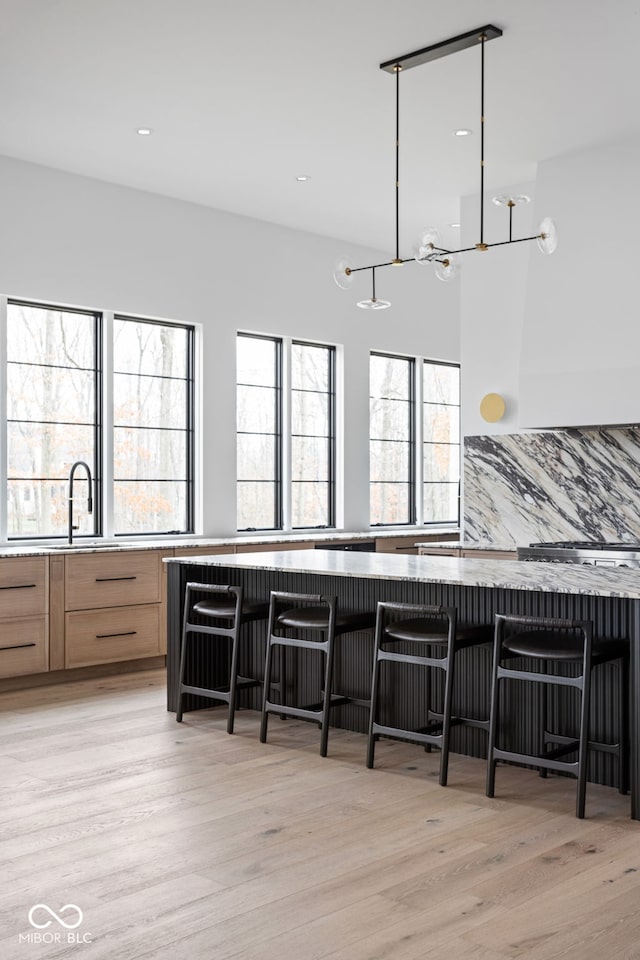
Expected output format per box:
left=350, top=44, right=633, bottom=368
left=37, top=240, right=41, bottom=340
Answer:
left=485, top=624, right=502, bottom=799
left=439, top=641, right=455, bottom=787
left=366, top=617, right=384, bottom=769
left=176, top=587, right=193, bottom=724
left=226, top=616, right=242, bottom=735
left=619, top=652, right=630, bottom=795
left=320, top=637, right=335, bottom=759
left=576, top=658, right=591, bottom=819
left=260, top=639, right=275, bottom=744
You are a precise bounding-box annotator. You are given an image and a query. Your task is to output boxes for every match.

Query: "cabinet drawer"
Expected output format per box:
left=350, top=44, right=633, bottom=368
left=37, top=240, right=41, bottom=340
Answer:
left=65, top=551, right=161, bottom=611
left=65, top=604, right=161, bottom=668
left=0, top=558, right=48, bottom=618
left=0, top=617, right=48, bottom=678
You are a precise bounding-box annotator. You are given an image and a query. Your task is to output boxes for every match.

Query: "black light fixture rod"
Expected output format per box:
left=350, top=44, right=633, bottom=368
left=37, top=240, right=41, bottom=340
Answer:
left=509, top=203, right=513, bottom=242
left=348, top=257, right=414, bottom=274
left=486, top=234, right=541, bottom=250
left=479, top=33, right=485, bottom=246
left=395, top=65, right=400, bottom=263
left=372, top=266, right=377, bottom=300
left=379, top=24, right=502, bottom=73
left=445, top=234, right=541, bottom=256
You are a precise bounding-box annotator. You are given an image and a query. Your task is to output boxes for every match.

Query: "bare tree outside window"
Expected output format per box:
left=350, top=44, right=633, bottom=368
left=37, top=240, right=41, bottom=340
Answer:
left=7, top=301, right=98, bottom=539
left=236, top=334, right=281, bottom=530
left=291, top=342, right=335, bottom=528
left=370, top=353, right=414, bottom=525
left=236, top=334, right=336, bottom=531
left=113, top=317, right=193, bottom=534
left=423, top=361, right=460, bottom=524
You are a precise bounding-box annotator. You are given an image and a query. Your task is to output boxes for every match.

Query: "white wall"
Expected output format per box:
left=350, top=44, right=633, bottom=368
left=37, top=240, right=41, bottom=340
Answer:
left=462, top=136, right=640, bottom=436
left=0, top=155, right=460, bottom=536
left=520, top=136, right=640, bottom=427
left=460, top=180, right=535, bottom=437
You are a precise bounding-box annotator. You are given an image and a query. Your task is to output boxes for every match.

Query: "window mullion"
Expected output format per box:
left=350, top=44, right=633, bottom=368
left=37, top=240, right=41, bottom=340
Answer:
left=102, top=311, right=114, bottom=538
left=415, top=357, right=424, bottom=525
left=281, top=337, right=291, bottom=531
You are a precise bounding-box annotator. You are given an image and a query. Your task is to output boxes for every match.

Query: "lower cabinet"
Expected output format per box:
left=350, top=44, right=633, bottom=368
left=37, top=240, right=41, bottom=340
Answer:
left=65, top=603, right=161, bottom=669
left=0, top=616, right=49, bottom=678
left=0, top=556, right=49, bottom=679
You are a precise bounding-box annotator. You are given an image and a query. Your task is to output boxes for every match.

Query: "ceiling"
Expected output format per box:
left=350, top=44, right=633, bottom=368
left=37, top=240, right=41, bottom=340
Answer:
left=1, top=0, right=639, bottom=255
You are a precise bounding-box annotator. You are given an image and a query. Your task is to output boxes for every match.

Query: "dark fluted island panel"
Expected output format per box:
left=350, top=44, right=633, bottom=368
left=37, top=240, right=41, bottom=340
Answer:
left=165, top=551, right=639, bottom=820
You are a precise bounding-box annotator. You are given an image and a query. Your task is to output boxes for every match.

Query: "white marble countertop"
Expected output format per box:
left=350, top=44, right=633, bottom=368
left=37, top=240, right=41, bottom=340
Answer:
left=416, top=541, right=516, bottom=552
left=165, top=548, right=640, bottom=599
left=0, top=528, right=459, bottom=558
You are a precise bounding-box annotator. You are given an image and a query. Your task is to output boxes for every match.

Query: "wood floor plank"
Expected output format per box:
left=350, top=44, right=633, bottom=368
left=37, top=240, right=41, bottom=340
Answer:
left=1, top=671, right=638, bottom=960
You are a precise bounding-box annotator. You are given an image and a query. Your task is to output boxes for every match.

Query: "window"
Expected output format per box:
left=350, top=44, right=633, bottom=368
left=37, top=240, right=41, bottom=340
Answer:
left=113, top=316, right=194, bottom=535
left=423, top=361, right=460, bottom=524
left=236, top=334, right=282, bottom=531
left=5, top=299, right=194, bottom=540
left=291, top=341, right=335, bottom=528
left=7, top=300, right=100, bottom=539
left=369, top=353, right=415, bottom=525
left=236, top=334, right=336, bottom=531
left=369, top=352, right=460, bottom=527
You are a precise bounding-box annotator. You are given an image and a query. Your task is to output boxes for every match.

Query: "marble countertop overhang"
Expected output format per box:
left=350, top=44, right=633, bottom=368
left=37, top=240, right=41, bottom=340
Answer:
left=165, top=549, right=640, bottom=600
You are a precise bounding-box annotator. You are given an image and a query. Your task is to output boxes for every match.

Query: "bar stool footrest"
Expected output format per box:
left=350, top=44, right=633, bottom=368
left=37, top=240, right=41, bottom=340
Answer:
left=180, top=683, right=231, bottom=703
left=372, top=721, right=444, bottom=747
left=493, top=745, right=580, bottom=775
left=544, top=730, right=621, bottom=756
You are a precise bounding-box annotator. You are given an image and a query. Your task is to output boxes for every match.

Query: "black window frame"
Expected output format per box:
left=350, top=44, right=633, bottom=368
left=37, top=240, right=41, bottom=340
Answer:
left=369, top=350, right=416, bottom=527
left=112, top=314, right=196, bottom=537
left=236, top=332, right=283, bottom=532
left=290, top=339, right=336, bottom=530
left=6, top=298, right=103, bottom=542
left=422, top=357, right=461, bottom=528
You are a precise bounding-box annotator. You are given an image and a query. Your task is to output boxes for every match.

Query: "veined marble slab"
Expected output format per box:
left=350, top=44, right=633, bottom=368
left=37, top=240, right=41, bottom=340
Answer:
left=464, top=427, right=640, bottom=546
left=165, top=548, right=640, bottom=599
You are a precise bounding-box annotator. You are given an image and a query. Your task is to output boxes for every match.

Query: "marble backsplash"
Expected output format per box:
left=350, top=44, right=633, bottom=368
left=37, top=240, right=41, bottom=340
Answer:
left=464, top=427, right=640, bottom=546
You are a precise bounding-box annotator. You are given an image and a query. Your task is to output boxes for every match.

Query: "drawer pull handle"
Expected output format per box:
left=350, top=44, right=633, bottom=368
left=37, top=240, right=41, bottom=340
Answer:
left=95, top=576, right=137, bottom=582
left=1, top=642, right=36, bottom=651
left=95, top=630, right=138, bottom=639
left=0, top=583, right=36, bottom=590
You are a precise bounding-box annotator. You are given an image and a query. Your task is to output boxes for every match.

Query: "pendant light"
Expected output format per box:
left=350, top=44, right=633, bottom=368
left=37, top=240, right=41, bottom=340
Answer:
left=333, top=25, right=557, bottom=305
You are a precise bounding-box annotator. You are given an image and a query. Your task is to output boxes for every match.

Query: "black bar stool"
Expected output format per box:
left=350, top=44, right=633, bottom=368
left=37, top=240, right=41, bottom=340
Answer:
left=260, top=591, right=376, bottom=757
left=176, top=582, right=269, bottom=733
left=486, top=613, right=629, bottom=818
left=366, top=601, right=492, bottom=785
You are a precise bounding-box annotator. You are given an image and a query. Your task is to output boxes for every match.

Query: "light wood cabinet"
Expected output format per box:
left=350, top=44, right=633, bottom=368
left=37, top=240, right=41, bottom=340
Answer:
left=65, top=603, right=161, bottom=669
left=460, top=549, right=517, bottom=560
left=63, top=549, right=169, bottom=669
left=65, top=550, right=161, bottom=611
left=235, top=541, right=315, bottom=553
left=380, top=533, right=460, bottom=555
left=0, top=557, right=49, bottom=679
left=173, top=546, right=235, bottom=558
left=417, top=546, right=461, bottom=557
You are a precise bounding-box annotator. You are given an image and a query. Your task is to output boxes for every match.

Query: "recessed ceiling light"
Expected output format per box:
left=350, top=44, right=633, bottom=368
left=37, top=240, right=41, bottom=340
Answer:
left=449, top=222, right=460, bottom=228
left=453, top=129, right=472, bottom=137
left=296, top=175, right=311, bottom=182
left=136, top=127, right=153, bottom=136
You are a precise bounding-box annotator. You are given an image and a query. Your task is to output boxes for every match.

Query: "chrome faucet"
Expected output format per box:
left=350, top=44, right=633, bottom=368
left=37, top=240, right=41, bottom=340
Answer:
left=68, top=461, right=93, bottom=544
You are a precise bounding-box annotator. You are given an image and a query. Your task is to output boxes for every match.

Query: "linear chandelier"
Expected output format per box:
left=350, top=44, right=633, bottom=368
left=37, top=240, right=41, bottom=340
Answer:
left=333, top=25, right=557, bottom=309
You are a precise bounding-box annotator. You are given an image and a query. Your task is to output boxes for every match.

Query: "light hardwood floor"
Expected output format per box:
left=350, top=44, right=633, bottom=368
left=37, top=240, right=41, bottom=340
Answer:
left=1, top=670, right=640, bottom=960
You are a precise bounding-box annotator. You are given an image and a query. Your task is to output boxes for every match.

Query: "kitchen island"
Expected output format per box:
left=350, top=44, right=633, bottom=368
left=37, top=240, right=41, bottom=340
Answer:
left=165, top=550, right=640, bottom=819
